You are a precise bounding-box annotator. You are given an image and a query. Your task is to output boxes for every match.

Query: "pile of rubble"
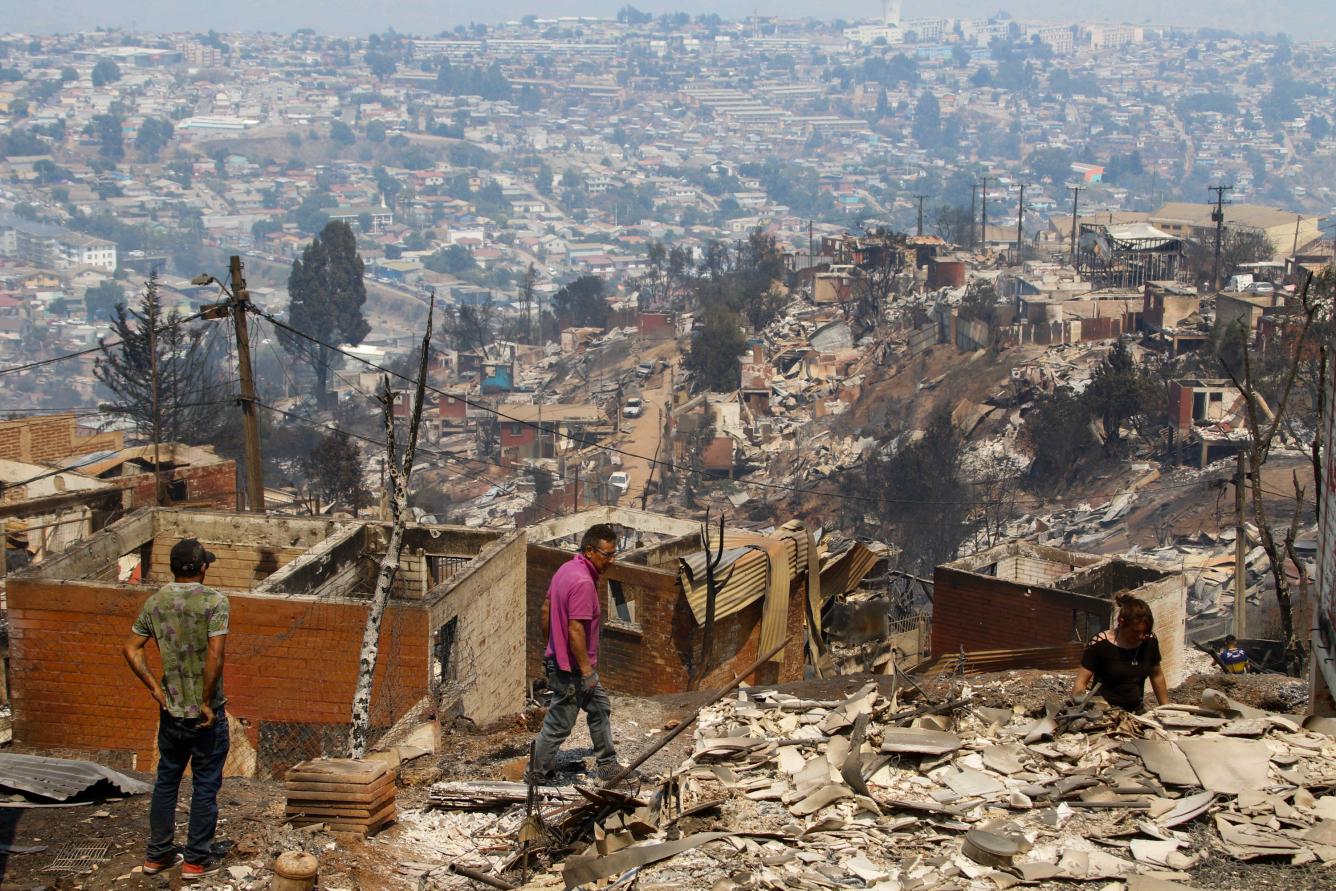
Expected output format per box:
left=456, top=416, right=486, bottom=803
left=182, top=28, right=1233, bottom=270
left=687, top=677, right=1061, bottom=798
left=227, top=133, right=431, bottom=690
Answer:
left=409, top=680, right=1336, bottom=889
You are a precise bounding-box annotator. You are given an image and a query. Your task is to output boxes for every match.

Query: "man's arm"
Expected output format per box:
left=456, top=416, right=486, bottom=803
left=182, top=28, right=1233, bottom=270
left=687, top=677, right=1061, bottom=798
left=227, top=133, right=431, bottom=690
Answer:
left=566, top=619, right=593, bottom=677
left=123, top=633, right=167, bottom=710
left=541, top=598, right=551, bottom=640
left=199, top=635, right=226, bottom=728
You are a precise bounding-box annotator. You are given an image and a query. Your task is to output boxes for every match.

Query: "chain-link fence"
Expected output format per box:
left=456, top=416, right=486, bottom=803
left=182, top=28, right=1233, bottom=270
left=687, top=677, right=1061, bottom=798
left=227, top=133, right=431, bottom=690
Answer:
left=226, top=594, right=426, bottom=779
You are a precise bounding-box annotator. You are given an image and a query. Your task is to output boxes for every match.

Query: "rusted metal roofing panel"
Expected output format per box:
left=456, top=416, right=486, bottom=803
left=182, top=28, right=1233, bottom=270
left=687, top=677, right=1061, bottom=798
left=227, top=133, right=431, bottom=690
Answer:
left=0, top=753, right=152, bottom=802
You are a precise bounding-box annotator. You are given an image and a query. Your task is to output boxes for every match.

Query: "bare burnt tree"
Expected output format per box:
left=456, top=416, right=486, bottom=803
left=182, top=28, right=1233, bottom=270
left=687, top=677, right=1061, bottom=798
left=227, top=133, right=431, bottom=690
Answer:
left=349, top=297, right=433, bottom=758
left=1218, top=271, right=1318, bottom=676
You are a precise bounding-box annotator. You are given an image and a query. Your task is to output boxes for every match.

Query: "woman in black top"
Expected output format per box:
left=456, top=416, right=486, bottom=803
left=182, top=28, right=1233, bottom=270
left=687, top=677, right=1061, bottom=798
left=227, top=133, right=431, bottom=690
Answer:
left=1072, top=593, right=1169, bottom=713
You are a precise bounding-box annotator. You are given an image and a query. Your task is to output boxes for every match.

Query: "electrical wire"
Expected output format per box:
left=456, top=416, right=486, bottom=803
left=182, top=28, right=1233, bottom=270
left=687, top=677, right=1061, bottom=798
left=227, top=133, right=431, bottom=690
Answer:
left=0, top=310, right=210, bottom=378
left=252, top=399, right=566, bottom=521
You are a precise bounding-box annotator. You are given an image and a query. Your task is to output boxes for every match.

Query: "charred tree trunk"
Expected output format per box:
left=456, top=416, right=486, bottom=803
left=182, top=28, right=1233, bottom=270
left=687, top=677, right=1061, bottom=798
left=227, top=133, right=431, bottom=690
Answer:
left=1220, top=272, right=1315, bottom=677
left=349, top=298, right=433, bottom=758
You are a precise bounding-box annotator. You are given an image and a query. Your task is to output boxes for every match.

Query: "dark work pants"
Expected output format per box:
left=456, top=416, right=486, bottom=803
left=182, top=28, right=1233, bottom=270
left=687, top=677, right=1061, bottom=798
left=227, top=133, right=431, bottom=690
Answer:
left=531, top=658, right=616, bottom=774
left=147, top=709, right=229, bottom=865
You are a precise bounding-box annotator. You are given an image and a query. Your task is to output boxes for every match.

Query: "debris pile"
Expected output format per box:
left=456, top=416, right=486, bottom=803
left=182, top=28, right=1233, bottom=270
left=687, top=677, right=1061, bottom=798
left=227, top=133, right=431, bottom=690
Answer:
left=411, top=679, right=1336, bottom=889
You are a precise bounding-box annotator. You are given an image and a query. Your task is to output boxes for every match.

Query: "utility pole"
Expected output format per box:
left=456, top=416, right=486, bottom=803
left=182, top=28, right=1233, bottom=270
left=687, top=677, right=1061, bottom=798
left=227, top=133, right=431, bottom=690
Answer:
left=808, top=220, right=814, bottom=270
left=1234, top=449, right=1247, bottom=640
left=229, top=255, right=265, bottom=513
left=914, top=195, right=926, bottom=236
left=1209, top=184, right=1233, bottom=293
left=148, top=287, right=162, bottom=507
left=1069, top=185, right=1083, bottom=267
left=573, top=461, right=580, bottom=514
left=1015, top=183, right=1025, bottom=265
left=979, top=176, right=988, bottom=251
left=1292, top=214, right=1301, bottom=262
left=969, top=185, right=977, bottom=249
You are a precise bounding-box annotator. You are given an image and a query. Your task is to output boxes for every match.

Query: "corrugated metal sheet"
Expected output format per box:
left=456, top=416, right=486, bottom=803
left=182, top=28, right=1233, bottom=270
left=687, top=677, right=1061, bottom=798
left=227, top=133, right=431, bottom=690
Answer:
left=819, top=542, right=881, bottom=602
left=679, top=525, right=810, bottom=625
left=916, top=643, right=1086, bottom=677
left=0, top=753, right=152, bottom=802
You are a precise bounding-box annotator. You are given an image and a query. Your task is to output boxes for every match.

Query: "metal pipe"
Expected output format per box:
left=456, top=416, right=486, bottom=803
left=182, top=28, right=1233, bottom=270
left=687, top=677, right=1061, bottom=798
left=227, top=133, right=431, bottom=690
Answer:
left=447, top=862, right=517, bottom=890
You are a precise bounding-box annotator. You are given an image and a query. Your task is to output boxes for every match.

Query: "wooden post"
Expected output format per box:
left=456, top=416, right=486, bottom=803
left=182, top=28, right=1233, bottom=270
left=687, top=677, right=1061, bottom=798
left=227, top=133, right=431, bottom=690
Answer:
left=1234, top=449, right=1247, bottom=640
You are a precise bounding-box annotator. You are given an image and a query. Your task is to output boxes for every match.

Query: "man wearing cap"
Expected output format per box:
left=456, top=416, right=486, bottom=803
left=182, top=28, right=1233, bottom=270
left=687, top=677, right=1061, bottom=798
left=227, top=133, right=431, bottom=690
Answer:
left=123, top=538, right=230, bottom=882
left=5, top=522, right=34, bottom=574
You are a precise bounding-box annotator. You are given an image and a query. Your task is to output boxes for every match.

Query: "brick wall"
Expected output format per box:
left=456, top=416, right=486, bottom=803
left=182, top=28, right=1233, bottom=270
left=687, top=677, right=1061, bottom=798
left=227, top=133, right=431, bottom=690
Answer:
left=1168, top=381, right=1194, bottom=432
left=125, top=462, right=238, bottom=512
left=526, top=545, right=805, bottom=695
left=147, top=538, right=304, bottom=590
left=932, top=566, right=1113, bottom=657
left=7, top=579, right=428, bottom=775
left=994, top=555, right=1076, bottom=586
left=426, top=531, right=526, bottom=726
left=0, top=415, right=122, bottom=464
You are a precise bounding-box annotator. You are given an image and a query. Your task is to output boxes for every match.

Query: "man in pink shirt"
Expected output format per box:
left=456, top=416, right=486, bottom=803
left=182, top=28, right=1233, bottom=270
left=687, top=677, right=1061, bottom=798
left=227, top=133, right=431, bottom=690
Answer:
left=528, top=524, right=634, bottom=784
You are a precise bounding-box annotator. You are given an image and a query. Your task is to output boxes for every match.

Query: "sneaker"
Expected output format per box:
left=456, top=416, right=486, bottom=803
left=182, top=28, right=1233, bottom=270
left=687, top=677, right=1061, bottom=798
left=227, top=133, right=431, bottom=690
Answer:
left=181, top=859, right=223, bottom=882
left=595, top=762, right=642, bottom=784
left=142, top=852, right=183, bottom=875
left=523, top=769, right=556, bottom=786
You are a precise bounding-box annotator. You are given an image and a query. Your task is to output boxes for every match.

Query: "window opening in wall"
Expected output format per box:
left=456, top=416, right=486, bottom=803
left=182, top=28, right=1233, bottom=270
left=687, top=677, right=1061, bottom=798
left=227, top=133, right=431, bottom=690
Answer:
left=608, top=579, right=636, bottom=626
left=1072, top=609, right=1104, bottom=643
left=433, top=617, right=459, bottom=683
left=167, top=478, right=188, bottom=502
left=427, top=555, right=471, bottom=587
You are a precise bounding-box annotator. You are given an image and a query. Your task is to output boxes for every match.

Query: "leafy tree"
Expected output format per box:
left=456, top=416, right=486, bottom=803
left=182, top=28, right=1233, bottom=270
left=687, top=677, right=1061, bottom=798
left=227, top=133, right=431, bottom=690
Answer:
left=857, top=409, right=973, bottom=575
left=134, top=117, right=174, bottom=160
left=911, top=91, right=941, bottom=148
left=94, top=273, right=218, bottom=444
left=434, top=60, right=511, bottom=100
left=553, top=275, right=612, bottom=329
left=1026, top=145, right=1074, bottom=185
left=1082, top=339, right=1152, bottom=448
left=685, top=309, right=745, bottom=392
left=536, top=163, right=553, bottom=196
left=365, top=50, right=396, bottom=79
left=366, top=120, right=387, bottom=142
left=1024, top=386, right=1094, bottom=490
left=300, top=431, right=367, bottom=511
left=292, top=191, right=336, bottom=233
left=84, top=280, right=123, bottom=320
left=282, top=221, right=371, bottom=408
left=617, top=5, right=653, bottom=24
left=58, top=65, right=78, bottom=82
left=330, top=120, right=355, bottom=144
left=423, top=244, right=476, bottom=275
left=91, top=59, right=121, bottom=87
left=93, top=112, right=124, bottom=160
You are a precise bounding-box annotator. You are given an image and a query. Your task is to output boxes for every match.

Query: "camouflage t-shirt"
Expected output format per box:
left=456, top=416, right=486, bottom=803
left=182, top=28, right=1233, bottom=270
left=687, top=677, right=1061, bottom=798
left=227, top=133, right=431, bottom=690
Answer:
left=131, top=582, right=229, bottom=718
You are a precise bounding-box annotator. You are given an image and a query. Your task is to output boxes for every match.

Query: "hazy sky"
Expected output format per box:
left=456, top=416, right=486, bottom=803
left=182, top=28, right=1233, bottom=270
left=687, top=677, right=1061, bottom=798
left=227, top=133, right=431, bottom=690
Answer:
left=8, top=2, right=1334, bottom=42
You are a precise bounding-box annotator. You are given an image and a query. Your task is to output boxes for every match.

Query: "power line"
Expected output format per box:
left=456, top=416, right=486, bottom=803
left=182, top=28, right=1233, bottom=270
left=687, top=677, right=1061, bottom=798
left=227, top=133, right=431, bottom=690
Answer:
left=252, top=399, right=565, bottom=521
left=0, top=310, right=210, bottom=378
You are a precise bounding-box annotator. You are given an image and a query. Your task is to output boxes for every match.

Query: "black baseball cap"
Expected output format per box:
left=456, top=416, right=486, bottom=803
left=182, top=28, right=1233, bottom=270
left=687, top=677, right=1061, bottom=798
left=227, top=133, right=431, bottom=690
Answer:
left=170, top=538, right=216, bottom=575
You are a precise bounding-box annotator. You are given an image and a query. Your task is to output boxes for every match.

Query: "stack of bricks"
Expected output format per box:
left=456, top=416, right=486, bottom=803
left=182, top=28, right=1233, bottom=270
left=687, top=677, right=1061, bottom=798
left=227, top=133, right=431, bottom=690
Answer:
left=284, top=759, right=396, bottom=835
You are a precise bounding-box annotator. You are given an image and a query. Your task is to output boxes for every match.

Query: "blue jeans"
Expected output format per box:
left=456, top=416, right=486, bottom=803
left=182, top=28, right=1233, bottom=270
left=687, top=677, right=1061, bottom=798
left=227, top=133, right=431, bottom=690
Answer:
left=531, top=658, right=616, bottom=774
left=148, top=709, right=229, bottom=865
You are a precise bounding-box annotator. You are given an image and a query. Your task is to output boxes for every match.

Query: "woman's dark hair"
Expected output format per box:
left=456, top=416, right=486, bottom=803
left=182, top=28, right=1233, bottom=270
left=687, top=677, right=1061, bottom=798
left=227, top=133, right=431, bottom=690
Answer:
left=1114, top=593, right=1154, bottom=634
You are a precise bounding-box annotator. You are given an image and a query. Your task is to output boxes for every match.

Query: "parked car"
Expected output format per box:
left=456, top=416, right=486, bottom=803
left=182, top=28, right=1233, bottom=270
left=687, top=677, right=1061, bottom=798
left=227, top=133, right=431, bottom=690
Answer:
left=635, top=361, right=654, bottom=378
left=623, top=397, right=644, bottom=418
left=608, top=471, right=630, bottom=495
